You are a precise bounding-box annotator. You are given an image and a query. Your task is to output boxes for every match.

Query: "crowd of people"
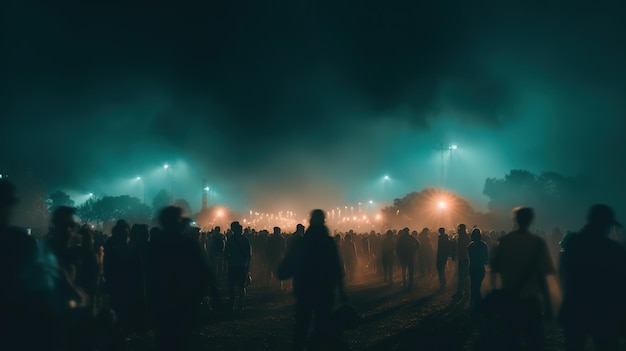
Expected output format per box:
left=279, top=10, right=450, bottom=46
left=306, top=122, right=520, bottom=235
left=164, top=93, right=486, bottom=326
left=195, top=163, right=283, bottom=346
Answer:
left=1, top=177, right=625, bottom=350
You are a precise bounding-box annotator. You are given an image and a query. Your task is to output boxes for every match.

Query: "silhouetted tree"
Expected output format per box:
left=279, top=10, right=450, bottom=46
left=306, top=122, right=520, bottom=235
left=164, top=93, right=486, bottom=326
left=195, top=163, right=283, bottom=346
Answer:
left=48, top=190, right=74, bottom=211
left=381, top=188, right=478, bottom=230
left=76, top=198, right=97, bottom=224
left=79, top=195, right=150, bottom=229
left=483, top=169, right=594, bottom=228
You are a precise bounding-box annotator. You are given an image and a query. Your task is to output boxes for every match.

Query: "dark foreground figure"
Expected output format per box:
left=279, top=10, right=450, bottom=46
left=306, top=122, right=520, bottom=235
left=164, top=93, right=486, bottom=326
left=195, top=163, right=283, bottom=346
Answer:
left=279, top=209, right=349, bottom=351
left=485, top=207, right=554, bottom=351
left=147, top=206, right=219, bottom=351
left=559, top=204, right=626, bottom=351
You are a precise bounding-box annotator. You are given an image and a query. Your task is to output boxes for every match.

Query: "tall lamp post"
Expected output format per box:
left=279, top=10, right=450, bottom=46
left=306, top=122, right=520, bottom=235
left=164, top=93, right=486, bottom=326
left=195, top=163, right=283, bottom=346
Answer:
left=163, top=163, right=174, bottom=204
left=202, top=181, right=210, bottom=211
left=433, top=144, right=457, bottom=187
left=135, top=176, right=145, bottom=204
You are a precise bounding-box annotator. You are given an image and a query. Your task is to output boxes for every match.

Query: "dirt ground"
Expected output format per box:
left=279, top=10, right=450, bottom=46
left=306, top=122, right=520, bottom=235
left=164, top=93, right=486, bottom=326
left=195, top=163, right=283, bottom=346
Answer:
left=125, top=271, right=622, bottom=351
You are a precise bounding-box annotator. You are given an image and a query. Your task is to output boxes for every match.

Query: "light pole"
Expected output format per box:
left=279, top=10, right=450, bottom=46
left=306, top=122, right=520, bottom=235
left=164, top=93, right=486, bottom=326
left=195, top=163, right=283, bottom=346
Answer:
left=433, top=144, right=457, bottom=187
left=135, top=176, right=146, bottom=204
left=203, top=185, right=210, bottom=210
left=163, top=163, right=174, bottom=204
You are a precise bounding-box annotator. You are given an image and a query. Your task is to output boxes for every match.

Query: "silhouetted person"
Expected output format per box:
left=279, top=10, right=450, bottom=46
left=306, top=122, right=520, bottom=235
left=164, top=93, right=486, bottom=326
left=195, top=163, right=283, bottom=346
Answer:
left=49, top=206, right=95, bottom=350
left=76, top=224, right=100, bottom=305
left=127, top=223, right=150, bottom=331
left=359, top=235, right=371, bottom=273
left=104, top=219, right=131, bottom=324
left=396, top=228, right=419, bottom=290
left=418, top=228, right=434, bottom=277
left=278, top=209, right=347, bottom=351
left=455, top=224, right=471, bottom=298
left=381, top=230, right=395, bottom=284
left=342, top=234, right=357, bottom=282
left=467, top=227, right=488, bottom=308
left=290, top=224, right=305, bottom=249
left=559, top=204, right=626, bottom=351
left=267, top=226, right=286, bottom=289
left=436, top=228, right=450, bottom=290
left=368, top=231, right=380, bottom=274
left=224, top=221, right=252, bottom=313
left=0, top=180, right=65, bottom=350
left=209, top=226, right=226, bottom=278
left=490, top=207, right=554, bottom=351
left=146, top=206, right=218, bottom=351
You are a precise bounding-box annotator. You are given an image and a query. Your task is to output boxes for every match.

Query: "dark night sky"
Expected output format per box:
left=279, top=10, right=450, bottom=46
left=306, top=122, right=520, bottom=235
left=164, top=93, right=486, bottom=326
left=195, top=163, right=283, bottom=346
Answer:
left=2, top=0, right=626, bottom=216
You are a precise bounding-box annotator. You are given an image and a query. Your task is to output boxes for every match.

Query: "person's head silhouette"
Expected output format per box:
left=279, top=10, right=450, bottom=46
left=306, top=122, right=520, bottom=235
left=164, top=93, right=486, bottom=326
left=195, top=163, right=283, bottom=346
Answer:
left=513, top=207, right=534, bottom=231
left=159, top=206, right=184, bottom=233
left=231, top=221, right=243, bottom=235
left=458, top=224, right=467, bottom=233
left=439, top=228, right=446, bottom=235
left=310, top=209, right=325, bottom=226
left=586, top=204, right=621, bottom=235
left=471, top=228, right=482, bottom=241
left=296, top=223, right=305, bottom=234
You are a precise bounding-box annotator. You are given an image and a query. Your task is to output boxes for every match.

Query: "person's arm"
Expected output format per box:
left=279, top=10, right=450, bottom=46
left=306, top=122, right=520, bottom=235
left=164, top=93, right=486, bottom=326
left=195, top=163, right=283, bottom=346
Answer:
left=540, top=274, right=553, bottom=321
left=246, top=239, right=253, bottom=264
left=539, top=239, right=555, bottom=320
left=482, top=243, right=489, bottom=266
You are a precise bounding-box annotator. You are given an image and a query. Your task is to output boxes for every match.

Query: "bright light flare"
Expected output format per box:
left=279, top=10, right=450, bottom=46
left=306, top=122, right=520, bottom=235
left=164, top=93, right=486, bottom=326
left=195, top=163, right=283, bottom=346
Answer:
left=163, top=163, right=170, bottom=169
left=438, top=201, right=447, bottom=209
left=203, top=186, right=210, bottom=191
left=216, top=210, right=223, bottom=217
left=450, top=145, right=458, bottom=150
left=135, top=176, right=142, bottom=180
left=384, top=175, right=390, bottom=181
